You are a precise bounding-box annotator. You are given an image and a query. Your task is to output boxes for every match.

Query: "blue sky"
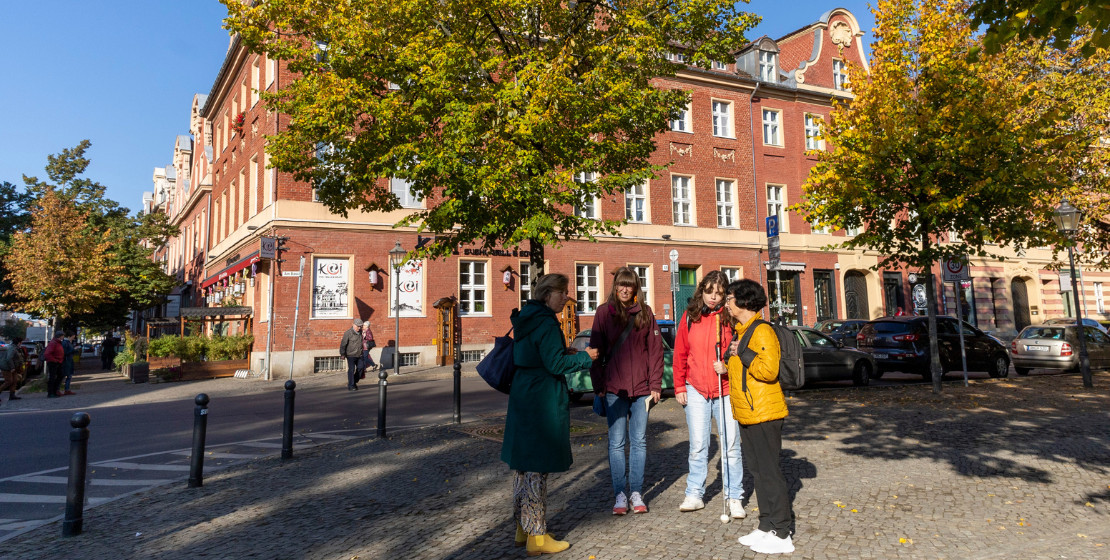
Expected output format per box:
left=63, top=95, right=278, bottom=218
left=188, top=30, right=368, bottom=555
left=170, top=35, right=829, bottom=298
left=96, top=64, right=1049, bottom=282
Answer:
left=0, top=1, right=874, bottom=214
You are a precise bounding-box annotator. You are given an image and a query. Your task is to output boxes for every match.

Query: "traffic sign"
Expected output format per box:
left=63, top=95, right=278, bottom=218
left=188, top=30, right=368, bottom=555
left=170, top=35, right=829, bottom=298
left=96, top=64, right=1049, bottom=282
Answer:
left=282, top=271, right=302, bottom=277
left=766, top=216, right=779, bottom=238
left=669, top=249, right=679, bottom=262
left=942, top=257, right=970, bottom=282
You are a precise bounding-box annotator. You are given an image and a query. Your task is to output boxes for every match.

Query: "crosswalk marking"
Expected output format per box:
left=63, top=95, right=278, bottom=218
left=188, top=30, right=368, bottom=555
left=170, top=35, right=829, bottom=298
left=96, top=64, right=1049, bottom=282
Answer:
left=170, top=451, right=264, bottom=460
left=93, top=462, right=192, bottom=472
left=13, top=475, right=174, bottom=486
left=0, top=494, right=110, bottom=504
left=304, top=433, right=357, bottom=440
left=234, top=441, right=286, bottom=449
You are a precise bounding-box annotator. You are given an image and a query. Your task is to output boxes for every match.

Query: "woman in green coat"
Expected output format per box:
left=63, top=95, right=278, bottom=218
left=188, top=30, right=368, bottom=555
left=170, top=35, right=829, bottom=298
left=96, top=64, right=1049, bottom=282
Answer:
left=502, top=273, right=598, bottom=556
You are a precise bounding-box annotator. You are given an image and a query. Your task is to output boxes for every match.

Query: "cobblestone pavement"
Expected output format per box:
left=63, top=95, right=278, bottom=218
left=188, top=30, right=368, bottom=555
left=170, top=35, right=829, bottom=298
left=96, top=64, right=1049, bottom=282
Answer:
left=4, top=371, right=1109, bottom=559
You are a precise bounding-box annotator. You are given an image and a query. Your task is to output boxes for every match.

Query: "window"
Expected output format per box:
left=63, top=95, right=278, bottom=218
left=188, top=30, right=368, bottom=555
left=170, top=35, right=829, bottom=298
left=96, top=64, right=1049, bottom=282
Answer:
left=626, top=180, right=648, bottom=223
left=804, top=114, right=824, bottom=150
left=266, top=56, right=277, bottom=87
left=459, top=260, right=488, bottom=315
left=315, top=41, right=329, bottom=64
left=665, top=51, right=688, bottom=63
left=574, top=172, right=599, bottom=219
left=576, top=264, right=600, bottom=313
left=759, top=51, right=777, bottom=82
left=846, top=222, right=861, bottom=237
left=712, top=100, right=733, bottom=137
left=390, top=177, right=423, bottom=208
left=811, top=220, right=830, bottom=234
left=251, top=59, right=260, bottom=106
left=670, top=102, right=692, bottom=132
left=672, top=175, right=692, bottom=225
left=833, top=59, right=849, bottom=91
left=629, top=265, right=650, bottom=307
left=314, top=356, right=345, bottom=373
left=715, top=179, right=735, bottom=228
left=767, top=184, right=785, bottom=226
left=1097, top=282, right=1105, bottom=313
left=722, top=267, right=742, bottom=283
left=519, top=262, right=533, bottom=308
left=712, top=60, right=728, bottom=71
left=762, top=109, right=782, bottom=146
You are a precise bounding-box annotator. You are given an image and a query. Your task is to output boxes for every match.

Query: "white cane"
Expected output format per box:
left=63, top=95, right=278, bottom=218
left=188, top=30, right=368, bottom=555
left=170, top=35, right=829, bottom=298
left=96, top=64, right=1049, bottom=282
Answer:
left=716, top=318, right=731, bottom=524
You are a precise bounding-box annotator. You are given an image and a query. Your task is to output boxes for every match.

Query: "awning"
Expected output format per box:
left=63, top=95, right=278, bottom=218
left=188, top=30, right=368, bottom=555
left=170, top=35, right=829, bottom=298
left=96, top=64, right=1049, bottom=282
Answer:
left=201, top=251, right=260, bottom=289
left=763, top=261, right=807, bottom=272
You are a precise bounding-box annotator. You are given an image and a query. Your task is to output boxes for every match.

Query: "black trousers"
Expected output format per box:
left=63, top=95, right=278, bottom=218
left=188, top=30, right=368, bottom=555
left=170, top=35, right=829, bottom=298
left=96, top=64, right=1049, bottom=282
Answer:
left=739, top=418, right=795, bottom=537
left=46, top=362, right=64, bottom=396
left=346, top=357, right=360, bottom=388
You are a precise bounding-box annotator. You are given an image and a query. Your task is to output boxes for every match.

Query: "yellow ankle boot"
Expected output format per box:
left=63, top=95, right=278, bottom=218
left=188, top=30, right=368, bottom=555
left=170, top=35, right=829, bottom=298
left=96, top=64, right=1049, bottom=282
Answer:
left=515, top=523, right=527, bottom=547
left=526, top=533, right=569, bottom=556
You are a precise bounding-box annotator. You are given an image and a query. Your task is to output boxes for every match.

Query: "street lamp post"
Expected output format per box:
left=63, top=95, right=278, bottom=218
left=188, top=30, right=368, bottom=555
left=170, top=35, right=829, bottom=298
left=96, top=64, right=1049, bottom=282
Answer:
left=379, top=241, right=406, bottom=437
left=1052, top=199, right=1093, bottom=388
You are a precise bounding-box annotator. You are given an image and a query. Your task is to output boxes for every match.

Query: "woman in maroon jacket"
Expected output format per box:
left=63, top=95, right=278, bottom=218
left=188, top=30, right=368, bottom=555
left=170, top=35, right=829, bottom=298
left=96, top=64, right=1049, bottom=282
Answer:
left=589, top=267, right=664, bottom=515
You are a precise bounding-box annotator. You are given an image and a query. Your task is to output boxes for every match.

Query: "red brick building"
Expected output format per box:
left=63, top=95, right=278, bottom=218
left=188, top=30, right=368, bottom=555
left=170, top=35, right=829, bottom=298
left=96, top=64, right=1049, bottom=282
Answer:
left=143, top=8, right=1108, bottom=378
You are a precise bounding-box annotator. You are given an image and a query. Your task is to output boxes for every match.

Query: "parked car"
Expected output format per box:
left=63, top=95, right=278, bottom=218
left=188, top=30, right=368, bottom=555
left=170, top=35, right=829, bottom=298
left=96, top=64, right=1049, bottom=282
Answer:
left=565, top=319, right=676, bottom=401
left=1042, top=317, right=1109, bottom=334
left=856, top=316, right=1009, bottom=378
left=1009, top=324, right=1110, bottom=375
left=20, top=341, right=44, bottom=376
left=813, top=319, right=868, bottom=348
left=790, top=326, right=875, bottom=386
left=81, top=343, right=98, bottom=358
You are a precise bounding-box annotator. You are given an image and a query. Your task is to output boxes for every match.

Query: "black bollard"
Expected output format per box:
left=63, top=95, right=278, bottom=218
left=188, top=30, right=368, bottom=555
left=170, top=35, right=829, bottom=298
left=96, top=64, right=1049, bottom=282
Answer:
left=282, top=380, right=296, bottom=459
left=453, top=355, right=461, bottom=424
left=62, top=412, right=91, bottom=537
left=188, top=394, right=209, bottom=488
left=377, top=368, right=388, bottom=438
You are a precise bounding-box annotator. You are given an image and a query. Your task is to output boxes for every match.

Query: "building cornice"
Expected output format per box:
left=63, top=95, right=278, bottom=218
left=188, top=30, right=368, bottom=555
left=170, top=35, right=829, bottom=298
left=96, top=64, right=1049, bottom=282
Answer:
left=199, top=34, right=245, bottom=119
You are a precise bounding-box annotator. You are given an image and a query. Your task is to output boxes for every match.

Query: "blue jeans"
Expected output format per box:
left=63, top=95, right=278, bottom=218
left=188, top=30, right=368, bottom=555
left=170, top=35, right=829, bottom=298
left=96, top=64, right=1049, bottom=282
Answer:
left=682, top=384, right=744, bottom=500
left=605, top=393, right=650, bottom=496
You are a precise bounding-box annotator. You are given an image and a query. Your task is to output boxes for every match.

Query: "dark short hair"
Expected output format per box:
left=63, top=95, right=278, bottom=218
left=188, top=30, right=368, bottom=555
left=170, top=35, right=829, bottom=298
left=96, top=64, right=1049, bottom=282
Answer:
left=727, top=279, right=767, bottom=312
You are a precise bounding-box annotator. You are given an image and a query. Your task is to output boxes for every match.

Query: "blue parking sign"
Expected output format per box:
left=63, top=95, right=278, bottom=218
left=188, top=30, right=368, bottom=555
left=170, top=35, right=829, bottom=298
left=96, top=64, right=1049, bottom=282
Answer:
left=766, top=216, right=779, bottom=237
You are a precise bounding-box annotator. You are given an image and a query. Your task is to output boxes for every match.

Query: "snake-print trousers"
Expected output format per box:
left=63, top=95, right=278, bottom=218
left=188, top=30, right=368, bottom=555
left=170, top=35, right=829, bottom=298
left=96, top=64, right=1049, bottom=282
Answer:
left=513, top=471, right=548, bottom=536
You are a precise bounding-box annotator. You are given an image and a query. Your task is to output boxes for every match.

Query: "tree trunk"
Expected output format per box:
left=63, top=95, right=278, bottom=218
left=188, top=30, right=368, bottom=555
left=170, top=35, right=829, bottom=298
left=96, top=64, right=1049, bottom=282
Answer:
left=529, top=238, right=545, bottom=287
left=921, top=230, right=943, bottom=394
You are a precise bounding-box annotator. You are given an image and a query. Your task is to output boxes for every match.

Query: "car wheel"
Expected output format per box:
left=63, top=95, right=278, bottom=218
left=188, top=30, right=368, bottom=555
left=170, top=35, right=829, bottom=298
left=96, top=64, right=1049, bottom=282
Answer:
left=1014, top=366, right=1030, bottom=376
left=852, top=361, right=871, bottom=386
left=868, top=366, right=884, bottom=380
left=568, top=391, right=584, bottom=402
left=988, top=354, right=1009, bottom=378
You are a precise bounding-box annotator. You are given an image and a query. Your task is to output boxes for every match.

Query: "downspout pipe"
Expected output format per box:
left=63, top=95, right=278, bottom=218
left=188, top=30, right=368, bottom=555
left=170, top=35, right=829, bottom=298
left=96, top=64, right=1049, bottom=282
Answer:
left=748, top=81, right=765, bottom=318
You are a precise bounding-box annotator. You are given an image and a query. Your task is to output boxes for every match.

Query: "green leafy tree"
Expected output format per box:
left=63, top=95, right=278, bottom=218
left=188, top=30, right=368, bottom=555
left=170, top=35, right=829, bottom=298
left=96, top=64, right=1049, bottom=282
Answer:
left=1, top=318, right=30, bottom=341
left=796, top=0, right=1110, bottom=393
left=0, top=181, right=36, bottom=307
left=222, top=0, right=759, bottom=275
left=968, top=0, right=1110, bottom=56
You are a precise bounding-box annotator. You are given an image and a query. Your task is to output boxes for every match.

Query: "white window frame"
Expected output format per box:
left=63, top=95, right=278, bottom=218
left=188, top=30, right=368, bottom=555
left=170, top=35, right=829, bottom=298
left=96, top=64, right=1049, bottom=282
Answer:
left=833, top=59, right=849, bottom=91
left=762, top=108, right=782, bottom=146
left=672, top=175, right=693, bottom=226
left=767, top=184, right=785, bottom=231
left=390, top=176, right=423, bottom=209
left=251, top=58, right=261, bottom=106
left=712, top=60, right=728, bottom=71
left=712, top=99, right=733, bottom=138
left=811, top=220, right=830, bottom=235
left=574, top=172, right=599, bottom=220
left=715, top=178, right=736, bottom=228
left=670, top=101, right=692, bottom=133
left=1097, top=282, right=1105, bottom=314
left=519, top=261, right=533, bottom=308
left=459, top=260, right=489, bottom=316
left=804, top=113, right=824, bottom=151
left=625, top=180, right=649, bottom=223
left=629, top=264, right=652, bottom=308
left=665, top=51, right=688, bottom=63
left=759, top=51, right=777, bottom=82
left=576, top=263, right=601, bottom=314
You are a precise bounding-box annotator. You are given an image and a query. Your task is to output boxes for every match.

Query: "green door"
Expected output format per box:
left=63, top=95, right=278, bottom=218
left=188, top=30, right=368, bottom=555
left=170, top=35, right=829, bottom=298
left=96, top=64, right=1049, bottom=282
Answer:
left=676, top=267, right=698, bottom=315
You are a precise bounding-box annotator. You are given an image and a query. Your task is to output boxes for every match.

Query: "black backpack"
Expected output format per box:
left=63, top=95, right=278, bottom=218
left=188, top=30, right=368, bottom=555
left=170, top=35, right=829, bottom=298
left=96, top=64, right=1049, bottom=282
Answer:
left=735, top=319, right=805, bottom=393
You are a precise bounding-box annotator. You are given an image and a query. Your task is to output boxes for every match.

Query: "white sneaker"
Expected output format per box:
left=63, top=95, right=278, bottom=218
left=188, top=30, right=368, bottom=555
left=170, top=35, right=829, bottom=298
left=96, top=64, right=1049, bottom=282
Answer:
left=750, top=530, right=794, bottom=554
left=678, top=495, right=705, bottom=512
left=738, top=528, right=769, bottom=546
left=629, top=491, right=648, bottom=513
left=728, top=498, right=746, bottom=519
left=612, top=492, right=628, bottom=515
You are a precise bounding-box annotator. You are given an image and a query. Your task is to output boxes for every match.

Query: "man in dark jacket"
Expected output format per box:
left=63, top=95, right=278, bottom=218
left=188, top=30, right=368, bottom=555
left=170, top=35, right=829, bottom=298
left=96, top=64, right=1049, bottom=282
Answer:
left=44, top=331, right=65, bottom=399
left=339, top=319, right=364, bottom=391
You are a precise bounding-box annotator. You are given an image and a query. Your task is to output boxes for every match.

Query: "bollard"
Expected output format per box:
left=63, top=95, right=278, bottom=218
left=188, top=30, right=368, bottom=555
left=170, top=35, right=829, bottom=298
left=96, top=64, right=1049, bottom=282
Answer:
left=62, top=412, right=91, bottom=537
left=452, top=355, right=461, bottom=424
left=377, top=368, right=388, bottom=438
left=188, top=394, right=210, bottom=488
left=282, top=380, right=296, bottom=459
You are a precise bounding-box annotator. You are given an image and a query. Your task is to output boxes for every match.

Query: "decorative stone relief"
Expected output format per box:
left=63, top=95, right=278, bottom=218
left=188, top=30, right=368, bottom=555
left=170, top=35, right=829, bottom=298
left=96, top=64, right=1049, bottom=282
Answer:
left=670, top=143, right=693, bottom=157
left=794, top=69, right=806, bottom=84
left=713, top=148, right=736, bottom=162
left=831, top=21, right=853, bottom=48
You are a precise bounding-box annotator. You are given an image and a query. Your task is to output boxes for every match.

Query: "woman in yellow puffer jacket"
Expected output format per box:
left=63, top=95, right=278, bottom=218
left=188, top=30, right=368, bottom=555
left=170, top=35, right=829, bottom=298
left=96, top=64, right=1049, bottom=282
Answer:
left=719, top=279, right=796, bottom=555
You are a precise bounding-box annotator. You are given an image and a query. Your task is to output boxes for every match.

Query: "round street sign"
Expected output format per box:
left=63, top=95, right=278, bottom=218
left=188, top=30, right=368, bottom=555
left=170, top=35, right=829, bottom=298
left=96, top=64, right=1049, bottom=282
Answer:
left=669, top=249, right=679, bottom=262
left=908, top=273, right=918, bottom=284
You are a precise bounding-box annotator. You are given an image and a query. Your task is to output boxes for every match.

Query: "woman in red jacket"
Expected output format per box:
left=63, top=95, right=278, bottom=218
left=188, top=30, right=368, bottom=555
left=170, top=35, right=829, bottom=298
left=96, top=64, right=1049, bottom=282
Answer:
left=673, top=271, right=744, bottom=518
left=589, top=267, right=664, bottom=515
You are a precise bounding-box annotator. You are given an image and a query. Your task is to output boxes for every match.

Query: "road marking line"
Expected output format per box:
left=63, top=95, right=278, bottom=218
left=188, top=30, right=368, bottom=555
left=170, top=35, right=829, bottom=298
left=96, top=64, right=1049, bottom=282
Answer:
left=170, top=451, right=263, bottom=459
left=93, top=462, right=191, bottom=472
left=0, top=494, right=110, bottom=504
left=234, top=442, right=286, bottom=449
left=12, top=475, right=175, bottom=486
left=303, top=433, right=358, bottom=440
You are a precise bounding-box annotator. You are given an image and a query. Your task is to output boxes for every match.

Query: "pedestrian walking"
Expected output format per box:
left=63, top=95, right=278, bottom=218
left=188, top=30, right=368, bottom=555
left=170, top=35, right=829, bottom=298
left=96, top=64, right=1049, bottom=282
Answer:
left=101, top=333, right=117, bottom=370
left=61, top=332, right=77, bottom=395
left=588, top=266, right=664, bottom=515
left=44, top=331, right=65, bottom=399
left=0, top=336, right=26, bottom=405
left=673, top=271, right=745, bottom=518
left=339, top=319, right=364, bottom=390
left=359, top=318, right=377, bottom=377
left=501, top=273, right=598, bottom=556
left=725, top=279, right=796, bottom=554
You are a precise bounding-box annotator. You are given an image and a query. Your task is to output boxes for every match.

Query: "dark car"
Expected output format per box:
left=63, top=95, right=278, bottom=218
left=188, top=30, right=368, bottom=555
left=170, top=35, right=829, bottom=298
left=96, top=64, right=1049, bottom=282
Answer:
left=565, top=319, right=676, bottom=401
left=814, top=319, right=868, bottom=348
left=790, top=326, right=875, bottom=386
left=856, top=316, right=1009, bottom=379
left=1010, top=324, right=1110, bottom=375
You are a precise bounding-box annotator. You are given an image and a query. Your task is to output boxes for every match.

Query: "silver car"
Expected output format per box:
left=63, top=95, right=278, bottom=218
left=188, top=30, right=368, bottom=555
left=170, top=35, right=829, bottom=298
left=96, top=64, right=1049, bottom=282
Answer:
left=1009, top=324, right=1110, bottom=375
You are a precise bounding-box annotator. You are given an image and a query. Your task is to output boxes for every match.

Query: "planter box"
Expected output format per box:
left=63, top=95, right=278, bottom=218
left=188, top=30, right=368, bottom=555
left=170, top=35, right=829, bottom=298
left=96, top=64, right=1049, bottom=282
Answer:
left=175, top=359, right=248, bottom=381
left=148, top=356, right=182, bottom=370
left=128, top=363, right=149, bottom=384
